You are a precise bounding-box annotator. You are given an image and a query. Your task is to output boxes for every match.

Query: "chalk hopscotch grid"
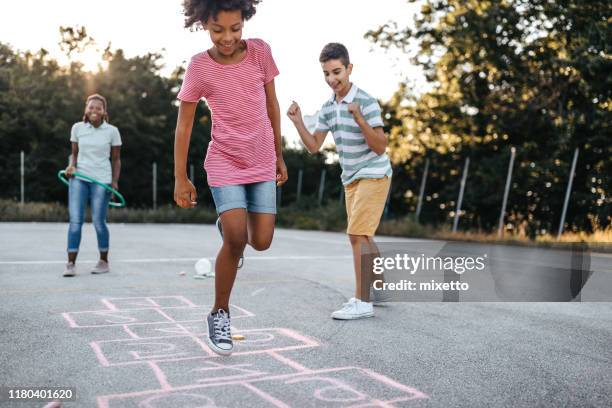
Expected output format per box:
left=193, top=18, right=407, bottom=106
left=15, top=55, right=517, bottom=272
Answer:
left=60, top=295, right=428, bottom=407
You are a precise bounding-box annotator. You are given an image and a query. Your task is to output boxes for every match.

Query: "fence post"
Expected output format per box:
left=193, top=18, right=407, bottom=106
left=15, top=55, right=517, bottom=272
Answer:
left=296, top=169, right=303, bottom=203
left=497, top=147, right=516, bottom=237
left=415, top=158, right=429, bottom=222
left=452, top=157, right=470, bottom=233
left=20, top=151, right=25, bottom=206
left=152, top=162, right=157, bottom=210
left=557, top=147, right=579, bottom=239
left=318, top=169, right=326, bottom=206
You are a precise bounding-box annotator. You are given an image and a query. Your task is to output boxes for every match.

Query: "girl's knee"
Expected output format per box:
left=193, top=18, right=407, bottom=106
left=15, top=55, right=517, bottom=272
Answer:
left=250, top=236, right=272, bottom=251
left=223, top=236, right=247, bottom=256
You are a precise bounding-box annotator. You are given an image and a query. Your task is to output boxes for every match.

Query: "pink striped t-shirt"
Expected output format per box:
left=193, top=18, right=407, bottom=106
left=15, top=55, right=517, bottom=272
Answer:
left=177, top=38, right=279, bottom=187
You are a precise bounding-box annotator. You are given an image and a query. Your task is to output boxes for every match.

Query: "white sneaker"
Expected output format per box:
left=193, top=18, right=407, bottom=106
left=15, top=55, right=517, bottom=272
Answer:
left=63, top=262, right=76, bottom=277
left=91, top=260, right=110, bottom=274
left=331, top=298, right=374, bottom=320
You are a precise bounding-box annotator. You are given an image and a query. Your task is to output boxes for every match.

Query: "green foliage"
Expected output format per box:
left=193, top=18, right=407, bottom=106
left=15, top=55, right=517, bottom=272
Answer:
left=0, top=28, right=339, bottom=210
left=367, top=0, right=611, bottom=235
left=0, top=29, right=208, bottom=207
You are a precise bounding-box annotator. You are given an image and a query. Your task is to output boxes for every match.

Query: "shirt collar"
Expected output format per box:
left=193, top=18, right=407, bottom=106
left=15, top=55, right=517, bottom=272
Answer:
left=330, top=83, right=358, bottom=105
left=86, top=121, right=108, bottom=129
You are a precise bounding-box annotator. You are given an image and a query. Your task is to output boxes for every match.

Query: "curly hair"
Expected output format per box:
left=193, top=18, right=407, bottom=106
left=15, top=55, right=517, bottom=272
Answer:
left=182, top=0, right=262, bottom=28
left=82, top=94, right=109, bottom=124
left=319, top=43, right=351, bottom=67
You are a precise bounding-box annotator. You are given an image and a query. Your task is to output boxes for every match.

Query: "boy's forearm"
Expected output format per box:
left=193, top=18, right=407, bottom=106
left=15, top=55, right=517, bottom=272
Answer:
left=293, top=121, right=319, bottom=153
left=355, top=116, right=386, bottom=154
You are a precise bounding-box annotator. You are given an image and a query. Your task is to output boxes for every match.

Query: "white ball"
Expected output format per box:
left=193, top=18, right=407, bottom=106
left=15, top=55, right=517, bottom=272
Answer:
left=194, top=258, right=213, bottom=277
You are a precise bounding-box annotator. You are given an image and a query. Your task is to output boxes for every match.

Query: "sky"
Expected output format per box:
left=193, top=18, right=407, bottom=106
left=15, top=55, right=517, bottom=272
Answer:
left=0, top=0, right=423, bottom=145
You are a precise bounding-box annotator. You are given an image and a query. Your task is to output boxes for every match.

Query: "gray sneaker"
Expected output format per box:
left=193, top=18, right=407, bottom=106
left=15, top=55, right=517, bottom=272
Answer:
left=206, top=309, right=233, bottom=356
left=216, top=218, right=244, bottom=269
left=370, top=285, right=392, bottom=306
left=91, top=260, right=110, bottom=274
left=63, top=262, right=76, bottom=277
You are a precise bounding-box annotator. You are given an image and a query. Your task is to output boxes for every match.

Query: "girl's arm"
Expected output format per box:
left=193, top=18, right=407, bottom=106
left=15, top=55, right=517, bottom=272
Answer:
left=264, top=79, right=288, bottom=185
left=173, top=101, right=198, bottom=208
left=111, top=146, right=121, bottom=190
left=65, top=142, right=79, bottom=177
left=286, top=101, right=327, bottom=154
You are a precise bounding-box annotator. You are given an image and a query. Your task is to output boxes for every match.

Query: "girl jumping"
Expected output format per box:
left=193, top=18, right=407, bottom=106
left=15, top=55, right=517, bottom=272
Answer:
left=173, top=0, right=288, bottom=356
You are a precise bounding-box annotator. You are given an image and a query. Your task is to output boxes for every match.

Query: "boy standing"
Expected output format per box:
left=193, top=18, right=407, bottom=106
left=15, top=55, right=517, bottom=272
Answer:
left=287, top=43, right=392, bottom=320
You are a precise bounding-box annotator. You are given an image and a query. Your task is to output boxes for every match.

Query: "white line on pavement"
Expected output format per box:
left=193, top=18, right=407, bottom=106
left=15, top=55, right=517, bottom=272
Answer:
left=0, top=255, right=353, bottom=265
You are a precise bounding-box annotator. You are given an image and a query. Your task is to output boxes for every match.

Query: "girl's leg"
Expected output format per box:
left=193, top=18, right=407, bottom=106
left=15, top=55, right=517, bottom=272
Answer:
left=214, top=208, right=248, bottom=312
left=247, top=213, right=275, bottom=251
left=245, top=181, right=276, bottom=251
left=67, top=179, right=89, bottom=263
left=90, top=183, right=111, bottom=261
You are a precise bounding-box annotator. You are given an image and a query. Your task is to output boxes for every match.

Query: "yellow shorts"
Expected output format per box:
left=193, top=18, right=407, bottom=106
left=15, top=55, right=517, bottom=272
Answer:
left=344, top=176, right=391, bottom=236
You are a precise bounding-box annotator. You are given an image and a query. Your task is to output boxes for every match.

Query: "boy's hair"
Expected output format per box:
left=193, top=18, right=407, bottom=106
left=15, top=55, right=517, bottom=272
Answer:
left=82, top=94, right=109, bottom=123
left=319, top=43, right=351, bottom=67
left=183, top=0, right=261, bottom=28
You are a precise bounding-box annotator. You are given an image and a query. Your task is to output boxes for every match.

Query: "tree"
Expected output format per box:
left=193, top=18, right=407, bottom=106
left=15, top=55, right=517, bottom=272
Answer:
left=367, top=0, right=611, bottom=234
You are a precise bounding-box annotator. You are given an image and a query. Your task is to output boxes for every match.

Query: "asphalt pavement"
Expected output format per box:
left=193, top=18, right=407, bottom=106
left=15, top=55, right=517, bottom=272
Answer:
left=1, top=222, right=611, bottom=407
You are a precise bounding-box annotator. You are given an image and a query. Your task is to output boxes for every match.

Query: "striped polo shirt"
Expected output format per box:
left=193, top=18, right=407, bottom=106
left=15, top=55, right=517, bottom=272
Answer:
left=315, top=84, right=392, bottom=185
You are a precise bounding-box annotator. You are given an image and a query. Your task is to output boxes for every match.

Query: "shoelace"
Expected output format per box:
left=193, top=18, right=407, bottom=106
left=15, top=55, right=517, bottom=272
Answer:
left=340, top=299, right=357, bottom=312
left=214, top=310, right=232, bottom=341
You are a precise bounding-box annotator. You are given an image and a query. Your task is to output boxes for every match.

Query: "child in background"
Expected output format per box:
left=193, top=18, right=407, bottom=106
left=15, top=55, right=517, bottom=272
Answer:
left=287, top=43, right=392, bottom=320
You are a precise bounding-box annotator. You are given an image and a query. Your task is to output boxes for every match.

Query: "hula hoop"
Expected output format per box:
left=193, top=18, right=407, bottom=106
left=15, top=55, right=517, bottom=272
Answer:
left=57, top=170, right=126, bottom=208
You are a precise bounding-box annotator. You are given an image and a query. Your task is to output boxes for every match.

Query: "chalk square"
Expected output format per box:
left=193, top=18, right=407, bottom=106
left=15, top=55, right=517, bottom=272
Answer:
left=91, top=335, right=215, bottom=366
left=123, top=321, right=208, bottom=339
left=98, top=382, right=288, bottom=408
left=92, top=328, right=318, bottom=366
left=249, top=367, right=429, bottom=407
left=230, top=328, right=320, bottom=354
left=160, top=304, right=254, bottom=323
left=63, top=308, right=172, bottom=328
left=102, top=296, right=197, bottom=310
left=98, top=367, right=428, bottom=408
left=152, top=353, right=301, bottom=388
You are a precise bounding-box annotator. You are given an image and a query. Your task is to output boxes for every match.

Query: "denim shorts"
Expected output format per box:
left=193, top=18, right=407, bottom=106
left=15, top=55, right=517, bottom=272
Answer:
left=210, top=181, right=277, bottom=215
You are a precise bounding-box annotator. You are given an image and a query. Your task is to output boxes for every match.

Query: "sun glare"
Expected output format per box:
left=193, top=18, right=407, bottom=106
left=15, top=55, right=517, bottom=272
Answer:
left=75, top=48, right=108, bottom=72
